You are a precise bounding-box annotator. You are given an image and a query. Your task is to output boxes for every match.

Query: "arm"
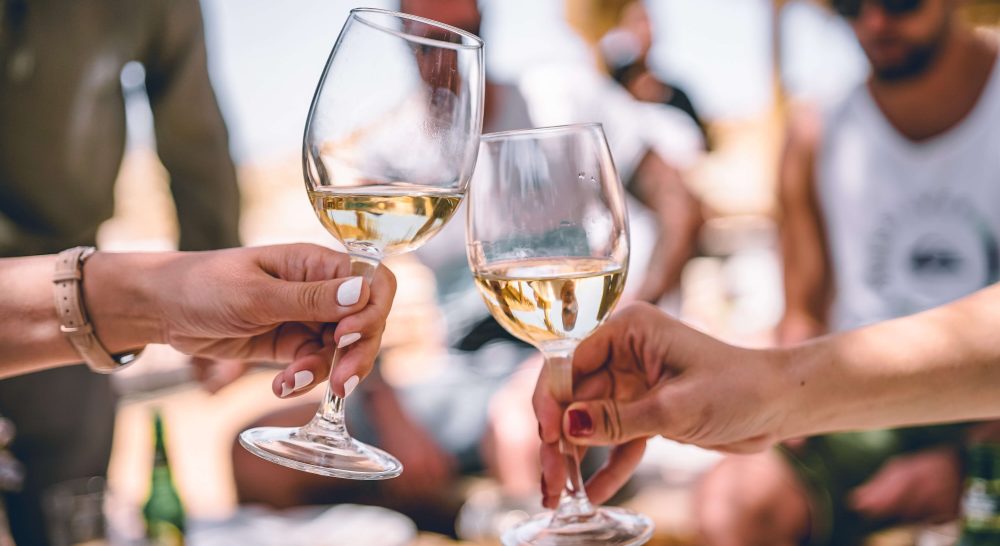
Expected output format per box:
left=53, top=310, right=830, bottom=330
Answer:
left=145, top=0, right=240, bottom=251
left=0, top=245, right=395, bottom=396
left=0, top=253, right=156, bottom=378
left=777, top=108, right=831, bottom=344
left=628, top=151, right=703, bottom=304
left=790, top=281, right=1000, bottom=435
left=535, top=293, right=1000, bottom=505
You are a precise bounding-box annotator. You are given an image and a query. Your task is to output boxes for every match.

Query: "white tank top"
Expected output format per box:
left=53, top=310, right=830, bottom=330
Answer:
left=818, top=56, right=1000, bottom=331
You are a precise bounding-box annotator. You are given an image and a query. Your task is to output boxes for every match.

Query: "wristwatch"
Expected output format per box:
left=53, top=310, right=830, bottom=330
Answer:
left=53, top=246, right=142, bottom=373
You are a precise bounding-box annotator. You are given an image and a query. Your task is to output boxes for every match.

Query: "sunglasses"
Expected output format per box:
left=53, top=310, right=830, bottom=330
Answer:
left=832, top=0, right=924, bottom=19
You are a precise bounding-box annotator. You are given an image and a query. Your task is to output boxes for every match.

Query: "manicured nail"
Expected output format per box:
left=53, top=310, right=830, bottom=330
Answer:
left=280, top=381, right=292, bottom=398
left=292, top=370, right=314, bottom=393
left=568, top=409, right=594, bottom=437
left=338, top=332, right=362, bottom=348
left=344, top=375, right=360, bottom=397
left=337, top=277, right=363, bottom=306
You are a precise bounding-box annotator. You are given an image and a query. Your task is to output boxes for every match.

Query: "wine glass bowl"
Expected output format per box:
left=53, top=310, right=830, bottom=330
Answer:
left=239, top=8, right=484, bottom=480
left=304, top=8, right=483, bottom=259
left=467, top=124, right=653, bottom=545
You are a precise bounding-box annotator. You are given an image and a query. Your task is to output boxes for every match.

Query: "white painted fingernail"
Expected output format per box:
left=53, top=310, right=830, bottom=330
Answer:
left=338, top=332, right=362, bottom=348
left=280, top=382, right=292, bottom=398
left=292, top=370, right=314, bottom=393
left=337, top=277, right=363, bottom=306
left=344, top=375, right=360, bottom=397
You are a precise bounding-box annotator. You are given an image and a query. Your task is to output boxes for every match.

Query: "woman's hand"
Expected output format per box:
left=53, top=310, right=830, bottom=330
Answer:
left=105, top=244, right=396, bottom=398
left=533, top=303, right=793, bottom=507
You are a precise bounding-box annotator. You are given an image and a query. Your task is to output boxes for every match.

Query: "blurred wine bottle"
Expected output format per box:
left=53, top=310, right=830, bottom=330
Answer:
left=0, top=414, right=20, bottom=546
left=958, top=442, right=1000, bottom=546
left=143, top=411, right=185, bottom=546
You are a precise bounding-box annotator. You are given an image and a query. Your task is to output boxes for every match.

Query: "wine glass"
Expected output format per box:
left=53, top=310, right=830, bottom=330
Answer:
left=239, top=8, right=484, bottom=479
left=467, top=123, right=654, bottom=545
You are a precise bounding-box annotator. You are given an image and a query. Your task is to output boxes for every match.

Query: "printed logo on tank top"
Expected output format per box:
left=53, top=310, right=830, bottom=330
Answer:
left=866, top=190, right=1000, bottom=316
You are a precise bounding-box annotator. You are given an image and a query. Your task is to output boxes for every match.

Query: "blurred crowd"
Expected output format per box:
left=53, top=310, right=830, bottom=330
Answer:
left=3, top=0, right=1000, bottom=544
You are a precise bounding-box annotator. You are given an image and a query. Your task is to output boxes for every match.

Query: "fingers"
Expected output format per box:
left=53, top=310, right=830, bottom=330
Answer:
left=324, top=266, right=395, bottom=396
left=585, top=438, right=647, bottom=505
left=562, top=395, right=664, bottom=446
left=572, top=313, right=619, bottom=376
left=532, top=372, right=564, bottom=446
left=254, top=243, right=351, bottom=283
left=190, top=356, right=214, bottom=385
left=849, top=476, right=905, bottom=519
left=848, top=455, right=922, bottom=520
left=191, top=357, right=251, bottom=394
left=265, top=274, right=371, bottom=324
left=539, top=440, right=567, bottom=509
left=270, top=326, right=335, bottom=398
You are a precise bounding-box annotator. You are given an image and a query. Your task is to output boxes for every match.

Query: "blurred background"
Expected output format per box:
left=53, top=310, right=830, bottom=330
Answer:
left=4, top=0, right=1000, bottom=545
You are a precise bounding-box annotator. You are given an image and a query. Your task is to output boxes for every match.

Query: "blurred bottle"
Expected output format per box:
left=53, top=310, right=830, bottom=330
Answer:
left=142, top=411, right=185, bottom=546
left=958, top=442, right=1000, bottom=546
left=0, top=415, right=20, bottom=546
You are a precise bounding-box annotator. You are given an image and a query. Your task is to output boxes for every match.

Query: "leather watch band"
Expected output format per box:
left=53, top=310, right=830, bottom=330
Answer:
left=54, top=247, right=139, bottom=373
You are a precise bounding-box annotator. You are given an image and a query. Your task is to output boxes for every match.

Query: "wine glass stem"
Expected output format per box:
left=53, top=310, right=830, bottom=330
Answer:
left=544, top=351, right=596, bottom=522
left=302, top=255, right=380, bottom=441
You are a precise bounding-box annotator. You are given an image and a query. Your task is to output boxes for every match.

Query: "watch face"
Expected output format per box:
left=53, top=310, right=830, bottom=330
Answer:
left=113, top=350, right=141, bottom=367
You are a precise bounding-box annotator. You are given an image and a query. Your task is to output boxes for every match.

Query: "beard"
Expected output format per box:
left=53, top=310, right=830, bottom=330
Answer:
left=871, top=40, right=941, bottom=81
left=869, top=16, right=951, bottom=83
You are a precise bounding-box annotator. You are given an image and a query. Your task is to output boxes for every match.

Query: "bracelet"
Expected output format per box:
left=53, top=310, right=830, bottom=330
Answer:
left=53, top=247, right=141, bottom=373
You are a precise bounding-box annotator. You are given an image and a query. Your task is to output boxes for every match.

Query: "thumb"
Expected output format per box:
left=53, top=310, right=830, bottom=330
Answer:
left=562, top=395, right=664, bottom=446
left=266, top=275, right=369, bottom=323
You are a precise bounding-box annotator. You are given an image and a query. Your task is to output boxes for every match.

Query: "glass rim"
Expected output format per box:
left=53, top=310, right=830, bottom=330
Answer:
left=350, top=7, right=484, bottom=51
left=480, top=122, right=604, bottom=142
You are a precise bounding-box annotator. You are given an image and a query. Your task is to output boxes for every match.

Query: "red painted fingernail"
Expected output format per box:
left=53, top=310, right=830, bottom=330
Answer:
left=568, top=409, right=593, bottom=437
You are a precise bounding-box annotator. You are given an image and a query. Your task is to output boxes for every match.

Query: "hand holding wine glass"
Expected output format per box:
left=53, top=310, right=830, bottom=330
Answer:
left=467, top=124, right=653, bottom=545
left=239, top=8, right=483, bottom=480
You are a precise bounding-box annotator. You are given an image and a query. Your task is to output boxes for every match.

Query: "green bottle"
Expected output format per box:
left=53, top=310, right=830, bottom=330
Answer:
left=142, top=411, right=185, bottom=546
left=959, top=442, right=1000, bottom=546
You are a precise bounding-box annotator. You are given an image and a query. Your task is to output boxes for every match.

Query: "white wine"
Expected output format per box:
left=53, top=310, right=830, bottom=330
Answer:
left=310, top=185, right=463, bottom=256
left=473, top=257, right=626, bottom=351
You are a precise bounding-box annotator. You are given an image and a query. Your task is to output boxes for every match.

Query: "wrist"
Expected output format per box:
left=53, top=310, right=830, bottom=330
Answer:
left=82, top=252, right=170, bottom=352
left=771, top=342, right=821, bottom=441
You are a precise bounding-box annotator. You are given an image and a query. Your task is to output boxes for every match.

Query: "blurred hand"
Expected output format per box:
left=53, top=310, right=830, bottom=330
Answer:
left=150, top=244, right=395, bottom=398
left=189, top=357, right=253, bottom=394
left=849, top=447, right=962, bottom=523
left=775, top=311, right=825, bottom=346
left=371, top=393, right=456, bottom=500
left=969, top=419, right=1000, bottom=442
left=534, top=303, right=791, bottom=507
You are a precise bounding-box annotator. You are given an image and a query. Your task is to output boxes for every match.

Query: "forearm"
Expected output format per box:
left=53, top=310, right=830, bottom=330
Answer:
left=631, top=154, right=702, bottom=303
left=786, top=284, right=1000, bottom=437
left=636, top=223, right=695, bottom=303
left=149, top=0, right=241, bottom=251
left=0, top=253, right=166, bottom=376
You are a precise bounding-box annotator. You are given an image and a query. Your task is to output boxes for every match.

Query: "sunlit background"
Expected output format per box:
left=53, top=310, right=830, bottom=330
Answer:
left=47, top=0, right=998, bottom=544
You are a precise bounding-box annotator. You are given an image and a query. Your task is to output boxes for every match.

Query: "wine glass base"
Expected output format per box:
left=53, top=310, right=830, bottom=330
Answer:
left=239, top=426, right=403, bottom=480
left=501, top=507, right=653, bottom=546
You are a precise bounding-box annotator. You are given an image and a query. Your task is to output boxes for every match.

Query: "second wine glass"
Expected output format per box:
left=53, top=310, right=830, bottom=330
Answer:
left=239, top=8, right=484, bottom=480
left=467, top=123, right=653, bottom=545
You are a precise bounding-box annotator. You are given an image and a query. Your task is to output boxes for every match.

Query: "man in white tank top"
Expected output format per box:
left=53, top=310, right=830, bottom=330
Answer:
left=696, top=1, right=1000, bottom=545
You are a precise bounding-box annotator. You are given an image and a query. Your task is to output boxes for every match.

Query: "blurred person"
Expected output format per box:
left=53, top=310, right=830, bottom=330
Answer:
left=0, top=0, right=240, bottom=543
left=694, top=0, right=1000, bottom=544
left=599, top=0, right=712, bottom=150
left=230, top=0, right=539, bottom=536
left=520, top=0, right=706, bottom=307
